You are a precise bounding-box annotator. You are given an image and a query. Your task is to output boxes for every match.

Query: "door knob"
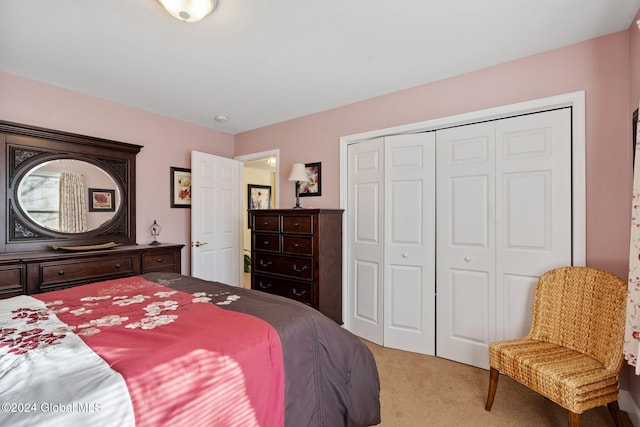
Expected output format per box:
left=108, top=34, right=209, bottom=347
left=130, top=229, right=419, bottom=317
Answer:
left=193, top=241, right=208, bottom=247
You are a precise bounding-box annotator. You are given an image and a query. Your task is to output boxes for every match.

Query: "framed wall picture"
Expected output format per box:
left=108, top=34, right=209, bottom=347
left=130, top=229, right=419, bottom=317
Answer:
left=247, top=184, right=272, bottom=228
left=88, top=188, right=115, bottom=212
left=299, top=162, right=321, bottom=197
left=170, top=167, right=191, bottom=208
left=248, top=184, right=272, bottom=209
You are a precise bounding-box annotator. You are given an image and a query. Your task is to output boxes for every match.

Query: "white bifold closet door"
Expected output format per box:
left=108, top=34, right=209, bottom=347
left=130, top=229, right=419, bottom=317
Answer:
left=435, top=108, right=572, bottom=369
left=347, top=108, right=572, bottom=369
left=348, top=133, right=436, bottom=355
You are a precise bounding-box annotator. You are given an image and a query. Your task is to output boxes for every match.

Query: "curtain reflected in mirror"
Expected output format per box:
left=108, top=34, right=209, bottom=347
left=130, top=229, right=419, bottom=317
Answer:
left=59, top=172, right=87, bottom=233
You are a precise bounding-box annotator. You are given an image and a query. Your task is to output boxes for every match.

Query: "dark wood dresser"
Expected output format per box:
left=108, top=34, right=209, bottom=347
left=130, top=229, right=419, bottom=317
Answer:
left=250, top=208, right=344, bottom=324
left=0, top=244, right=184, bottom=298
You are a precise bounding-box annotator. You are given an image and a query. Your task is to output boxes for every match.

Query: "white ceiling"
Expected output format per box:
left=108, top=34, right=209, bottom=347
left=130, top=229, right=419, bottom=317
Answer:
left=1, top=1, right=639, bottom=135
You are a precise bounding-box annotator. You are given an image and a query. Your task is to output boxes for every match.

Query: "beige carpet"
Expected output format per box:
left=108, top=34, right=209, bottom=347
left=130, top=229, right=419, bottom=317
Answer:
left=363, top=340, right=634, bottom=427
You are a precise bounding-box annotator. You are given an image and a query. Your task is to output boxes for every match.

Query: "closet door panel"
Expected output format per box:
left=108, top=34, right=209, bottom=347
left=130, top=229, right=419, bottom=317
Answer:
left=384, top=133, right=436, bottom=355
left=436, top=122, right=496, bottom=368
left=495, top=109, right=572, bottom=340
left=503, top=273, right=537, bottom=339
left=449, top=269, right=490, bottom=344
left=348, top=139, right=385, bottom=344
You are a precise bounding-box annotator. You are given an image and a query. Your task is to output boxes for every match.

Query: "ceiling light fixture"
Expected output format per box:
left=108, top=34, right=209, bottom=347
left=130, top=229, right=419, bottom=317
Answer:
left=267, top=156, right=276, bottom=167
left=157, top=0, right=218, bottom=23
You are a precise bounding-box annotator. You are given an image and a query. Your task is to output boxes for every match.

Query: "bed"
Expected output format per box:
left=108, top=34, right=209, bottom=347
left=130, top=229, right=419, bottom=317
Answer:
left=0, top=272, right=381, bottom=427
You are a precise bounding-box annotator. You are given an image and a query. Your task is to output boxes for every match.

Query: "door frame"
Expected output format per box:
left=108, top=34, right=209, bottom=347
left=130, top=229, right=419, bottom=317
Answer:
left=234, top=148, right=281, bottom=208
left=339, top=91, right=586, bottom=331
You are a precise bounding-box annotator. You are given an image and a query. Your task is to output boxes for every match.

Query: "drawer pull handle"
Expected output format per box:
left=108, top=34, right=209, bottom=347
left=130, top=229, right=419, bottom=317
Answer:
left=293, top=243, right=300, bottom=248
left=157, top=258, right=163, bottom=263
left=292, top=264, right=307, bottom=273
left=115, top=264, right=121, bottom=269
left=259, top=260, right=273, bottom=267
left=58, top=270, right=64, bottom=276
left=262, top=221, right=270, bottom=225
left=292, top=288, right=306, bottom=296
left=263, top=241, right=270, bottom=245
left=258, top=282, right=272, bottom=289
left=293, top=222, right=299, bottom=227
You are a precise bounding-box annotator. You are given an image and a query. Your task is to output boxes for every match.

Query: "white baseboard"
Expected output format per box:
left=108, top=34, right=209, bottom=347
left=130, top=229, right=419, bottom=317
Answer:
left=620, top=389, right=640, bottom=426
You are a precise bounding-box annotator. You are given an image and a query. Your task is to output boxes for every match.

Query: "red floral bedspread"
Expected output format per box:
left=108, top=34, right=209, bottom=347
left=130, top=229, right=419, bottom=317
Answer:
left=28, top=276, right=285, bottom=426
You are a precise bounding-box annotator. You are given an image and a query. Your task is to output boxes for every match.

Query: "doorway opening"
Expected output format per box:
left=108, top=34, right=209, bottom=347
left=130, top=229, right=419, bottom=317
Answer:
left=235, top=150, right=280, bottom=288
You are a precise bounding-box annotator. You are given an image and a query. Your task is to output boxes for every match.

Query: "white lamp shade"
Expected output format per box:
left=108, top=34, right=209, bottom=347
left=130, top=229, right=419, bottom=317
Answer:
left=158, top=0, right=217, bottom=22
left=288, top=163, right=308, bottom=182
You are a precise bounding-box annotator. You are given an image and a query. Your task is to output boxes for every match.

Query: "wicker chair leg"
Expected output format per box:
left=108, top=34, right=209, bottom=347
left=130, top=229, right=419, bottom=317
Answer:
left=485, top=367, right=499, bottom=411
left=607, top=401, right=624, bottom=427
left=568, top=411, right=581, bottom=427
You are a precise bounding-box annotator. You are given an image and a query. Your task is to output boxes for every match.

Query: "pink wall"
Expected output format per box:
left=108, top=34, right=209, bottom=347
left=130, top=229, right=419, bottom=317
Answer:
left=0, top=71, right=234, bottom=272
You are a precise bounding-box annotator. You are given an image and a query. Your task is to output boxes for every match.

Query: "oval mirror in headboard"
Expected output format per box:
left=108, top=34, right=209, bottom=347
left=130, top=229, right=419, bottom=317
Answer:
left=0, top=120, right=142, bottom=253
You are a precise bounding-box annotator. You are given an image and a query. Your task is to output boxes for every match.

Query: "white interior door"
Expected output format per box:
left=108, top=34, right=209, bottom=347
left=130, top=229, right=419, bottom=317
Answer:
left=191, top=150, right=241, bottom=286
left=383, top=133, right=436, bottom=355
left=436, top=109, right=572, bottom=369
left=347, top=138, right=385, bottom=344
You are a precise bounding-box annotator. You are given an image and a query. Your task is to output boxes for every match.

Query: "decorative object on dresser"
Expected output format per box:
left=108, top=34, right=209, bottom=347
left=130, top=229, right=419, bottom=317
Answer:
left=0, top=120, right=184, bottom=298
left=287, top=163, right=308, bottom=209
left=150, top=220, right=162, bottom=246
left=249, top=208, right=344, bottom=324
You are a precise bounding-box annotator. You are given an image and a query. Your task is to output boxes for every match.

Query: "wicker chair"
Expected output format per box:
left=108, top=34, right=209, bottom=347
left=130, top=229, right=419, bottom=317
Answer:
left=484, top=266, right=628, bottom=427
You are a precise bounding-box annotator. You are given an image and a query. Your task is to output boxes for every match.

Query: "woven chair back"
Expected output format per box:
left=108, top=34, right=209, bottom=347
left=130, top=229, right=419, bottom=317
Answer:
left=527, top=266, right=627, bottom=371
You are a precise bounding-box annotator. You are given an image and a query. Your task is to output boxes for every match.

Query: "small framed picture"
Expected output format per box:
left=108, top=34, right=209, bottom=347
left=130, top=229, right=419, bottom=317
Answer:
left=88, top=188, right=115, bottom=212
left=299, top=162, right=321, bottom=197
left=247, top=184, right=272, bottom=228
left=171, top=167, right=191, bottom=208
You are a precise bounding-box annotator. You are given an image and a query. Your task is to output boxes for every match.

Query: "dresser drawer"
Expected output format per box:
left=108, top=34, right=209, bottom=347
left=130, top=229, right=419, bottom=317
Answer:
left=40, top=256, right=135, bottom=285
left=253, top=214, right=280, bottom=232
left=253, top=274, right=313, bottom=305
left=0, top=265, right=25, bottom=298
left=282, top=215, right=313, bottom=234
left=254, top=233, right=281, bottom=252
left=142, top=250, right=177, bottom=272
left=253, top=253, right=313, bottom=280
left=282, top=236, right=313, bottom=255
